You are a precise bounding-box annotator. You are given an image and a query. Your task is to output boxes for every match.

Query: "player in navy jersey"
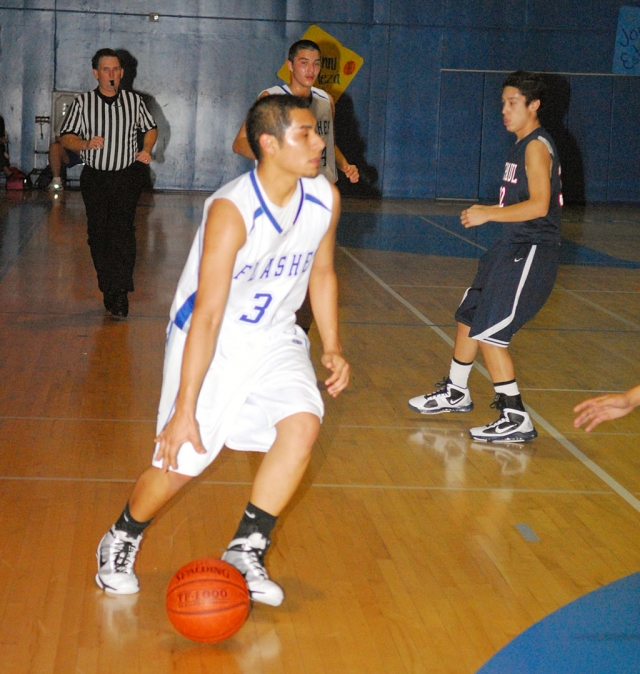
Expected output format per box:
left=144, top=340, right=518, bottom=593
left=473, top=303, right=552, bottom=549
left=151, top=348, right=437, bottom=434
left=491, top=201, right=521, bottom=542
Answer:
left=94, top=95, right=349, bottom=606
left=409, top=71, right=563, bottom=443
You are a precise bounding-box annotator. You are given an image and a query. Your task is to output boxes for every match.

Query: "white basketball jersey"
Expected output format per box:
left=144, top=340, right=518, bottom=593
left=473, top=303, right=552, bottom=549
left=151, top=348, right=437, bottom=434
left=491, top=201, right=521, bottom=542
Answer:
left=169, top=170, right=333, bottom=343
left=262, top=85, right=337, bottom=183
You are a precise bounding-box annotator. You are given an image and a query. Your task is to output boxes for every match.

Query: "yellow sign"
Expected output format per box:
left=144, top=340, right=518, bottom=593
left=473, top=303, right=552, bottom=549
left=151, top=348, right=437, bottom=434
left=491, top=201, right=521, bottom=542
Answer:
left=277, top=25, right=364, bottom=102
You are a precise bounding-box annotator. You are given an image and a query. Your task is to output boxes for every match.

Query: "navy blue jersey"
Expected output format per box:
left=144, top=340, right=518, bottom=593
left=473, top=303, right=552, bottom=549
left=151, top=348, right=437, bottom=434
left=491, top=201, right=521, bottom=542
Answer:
left=499, top=127, right=562, bottom=244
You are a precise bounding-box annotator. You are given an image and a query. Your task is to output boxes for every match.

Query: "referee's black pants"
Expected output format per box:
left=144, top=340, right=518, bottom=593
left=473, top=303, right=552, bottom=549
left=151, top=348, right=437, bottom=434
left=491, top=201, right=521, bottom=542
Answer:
left=80, top=163, right=143, bottom=296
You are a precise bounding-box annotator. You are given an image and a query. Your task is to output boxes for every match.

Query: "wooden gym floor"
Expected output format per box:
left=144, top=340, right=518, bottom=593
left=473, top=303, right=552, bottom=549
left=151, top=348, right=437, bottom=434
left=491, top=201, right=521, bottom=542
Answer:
left=1, top=189, right=639, bottom=673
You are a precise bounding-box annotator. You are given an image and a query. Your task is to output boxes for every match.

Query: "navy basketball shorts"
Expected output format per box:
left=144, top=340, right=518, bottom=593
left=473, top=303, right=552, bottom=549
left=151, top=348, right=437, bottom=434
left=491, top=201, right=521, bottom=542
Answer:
left=66, top=150, right=83, bottom=168
left=455, top=241, right=559, bottom=347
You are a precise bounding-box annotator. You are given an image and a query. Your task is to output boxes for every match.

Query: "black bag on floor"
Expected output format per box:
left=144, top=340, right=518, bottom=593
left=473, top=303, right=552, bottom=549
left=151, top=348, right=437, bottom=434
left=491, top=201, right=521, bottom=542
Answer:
left=34, top=165, right=53, bottom=190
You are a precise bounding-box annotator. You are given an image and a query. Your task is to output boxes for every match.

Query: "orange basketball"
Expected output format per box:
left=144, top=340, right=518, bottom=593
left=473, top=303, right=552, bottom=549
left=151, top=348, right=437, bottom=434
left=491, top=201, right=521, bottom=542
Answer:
left=343, top=60, right=356, bottom=75
left=166, top=558, right=250, bottom=643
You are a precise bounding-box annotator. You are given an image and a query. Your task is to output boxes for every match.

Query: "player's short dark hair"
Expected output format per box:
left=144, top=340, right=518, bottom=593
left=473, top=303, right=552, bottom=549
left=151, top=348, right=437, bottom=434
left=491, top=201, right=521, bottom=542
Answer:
left=287, top=40, right=321, bottom=62
left=91, top=48, right=121, bottom=70
left=502, top=70, right=546, bottom=106
left=246, top=95, right=312, bottom=161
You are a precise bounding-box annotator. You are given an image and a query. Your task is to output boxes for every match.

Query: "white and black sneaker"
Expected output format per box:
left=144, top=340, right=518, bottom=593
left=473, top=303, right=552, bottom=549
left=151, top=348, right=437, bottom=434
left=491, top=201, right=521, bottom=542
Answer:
left=48, top=179, right=63, bottom=192
left=408, top=377, right=473, bottom=415
left=469, top=393, right=537, bottom=443
left=95, top=526, right=142, bottom=594
left=222, top=532, right=284, bottom=607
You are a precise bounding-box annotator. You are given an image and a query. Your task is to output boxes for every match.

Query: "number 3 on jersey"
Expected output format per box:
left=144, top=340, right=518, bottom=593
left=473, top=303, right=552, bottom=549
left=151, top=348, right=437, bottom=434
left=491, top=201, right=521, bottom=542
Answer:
left=240, top=293, right=273, bottom=324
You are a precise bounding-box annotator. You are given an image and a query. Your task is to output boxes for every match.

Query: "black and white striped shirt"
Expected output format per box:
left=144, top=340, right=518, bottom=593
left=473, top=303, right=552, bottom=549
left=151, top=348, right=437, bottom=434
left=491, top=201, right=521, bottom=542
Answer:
left=59, top=88, right=156, bottom=171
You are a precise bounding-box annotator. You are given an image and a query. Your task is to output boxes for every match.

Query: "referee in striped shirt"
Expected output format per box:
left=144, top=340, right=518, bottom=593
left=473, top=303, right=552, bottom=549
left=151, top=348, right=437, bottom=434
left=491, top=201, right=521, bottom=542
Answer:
left=60, top=48, right=157, bottom=317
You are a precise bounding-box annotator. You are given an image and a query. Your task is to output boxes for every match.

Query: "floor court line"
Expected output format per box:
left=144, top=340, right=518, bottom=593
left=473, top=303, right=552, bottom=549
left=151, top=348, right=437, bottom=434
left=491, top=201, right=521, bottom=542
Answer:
left=341, top=322, right=639, bottom=334
left=411, top=211, right=489, bottom=251
left=340, top=246, right=640, bottom=514
left=338, top=424, right=640, bottom=437
left=391, top=285, right=640, bottom=295
left=393, top=283, right=640, bottom=295
left=0, top=416, right=157, bottom=423
left=407, top=212, right=640, bottom=330
left=554, top=289, right=640, bottom=295
left=0, top=309, right=169, bottom=319
left=520, top=388, right=624, bottom=393
left=342, top=319, right=569, bottom=330
left=0, top=417, right=635, bottom=437
left=558, top=288, right=640, bottom=330
left=0, top=475, right=614, bottom=495
left=390, top=284, right=470, bottom=289
left=563, top=431, right=640, bottom=437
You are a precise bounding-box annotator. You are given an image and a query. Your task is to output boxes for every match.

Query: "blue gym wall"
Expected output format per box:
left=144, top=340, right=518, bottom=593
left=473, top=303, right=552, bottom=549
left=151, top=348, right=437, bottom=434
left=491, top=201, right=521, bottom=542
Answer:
left=1, top=0, right=640, bottom=201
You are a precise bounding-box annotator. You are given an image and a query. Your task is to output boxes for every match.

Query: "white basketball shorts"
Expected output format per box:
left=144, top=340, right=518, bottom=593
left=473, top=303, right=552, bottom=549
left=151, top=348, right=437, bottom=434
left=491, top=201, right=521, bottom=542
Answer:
left=151, top=323, right=324, bottom=476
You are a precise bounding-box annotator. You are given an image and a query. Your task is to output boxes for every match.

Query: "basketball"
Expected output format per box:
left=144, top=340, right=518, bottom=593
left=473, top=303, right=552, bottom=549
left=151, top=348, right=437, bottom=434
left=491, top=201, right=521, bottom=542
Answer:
left=343, top=60, right=356, bottom=75
left=166, top=558, right=250, bottom=643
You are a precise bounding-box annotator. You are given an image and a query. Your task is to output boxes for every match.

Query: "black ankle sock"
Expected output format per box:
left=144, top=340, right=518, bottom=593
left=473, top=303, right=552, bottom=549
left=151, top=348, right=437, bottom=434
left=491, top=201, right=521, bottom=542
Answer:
left=494, top=392, right=525, bottom=412
left=505, top=394, right=525, bottom=411
left=114, top=502, right=152, bottom=538
left=233, top=502, right=277, bottom=541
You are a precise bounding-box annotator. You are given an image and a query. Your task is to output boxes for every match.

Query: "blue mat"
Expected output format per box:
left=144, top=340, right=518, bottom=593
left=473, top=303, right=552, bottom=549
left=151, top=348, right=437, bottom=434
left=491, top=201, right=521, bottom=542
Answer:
left=478, top=572, right=640, bottom=673
left=338, top=212, right=640, bottom=268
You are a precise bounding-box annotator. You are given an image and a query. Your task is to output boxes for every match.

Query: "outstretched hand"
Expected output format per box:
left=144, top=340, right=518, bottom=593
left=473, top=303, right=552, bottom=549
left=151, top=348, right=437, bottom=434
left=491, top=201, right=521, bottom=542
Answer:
left=573, top=392, right=637, bottom=432
left=321, top=351, right=350, bottom=397
left=154, top=409, right=207, bottom=471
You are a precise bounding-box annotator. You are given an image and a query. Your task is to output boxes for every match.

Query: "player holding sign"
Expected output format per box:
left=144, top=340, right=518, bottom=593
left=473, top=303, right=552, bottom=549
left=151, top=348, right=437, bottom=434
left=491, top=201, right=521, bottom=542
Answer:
left=233, top=39, right=359, bottom=185
left=95, top=95, right=349, bottom=606
left=409, top=71, right=563, bottom=443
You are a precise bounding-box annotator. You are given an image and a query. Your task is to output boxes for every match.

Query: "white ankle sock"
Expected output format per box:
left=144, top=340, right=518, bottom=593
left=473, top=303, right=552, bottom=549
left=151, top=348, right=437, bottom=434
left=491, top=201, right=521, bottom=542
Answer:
left=494, top=380, right=520, bottom=397
left=449, top=359, right=473, bottom=389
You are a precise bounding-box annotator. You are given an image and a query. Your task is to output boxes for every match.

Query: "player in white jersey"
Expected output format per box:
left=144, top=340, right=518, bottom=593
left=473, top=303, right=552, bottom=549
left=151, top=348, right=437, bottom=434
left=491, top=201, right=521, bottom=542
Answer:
left=233, top=40, right=359, bottom=333
left=95, top=95, right=350, bottom=607
left=261, top=83, right=339, bottom=181
left=232, top=39, right=359, bottom=185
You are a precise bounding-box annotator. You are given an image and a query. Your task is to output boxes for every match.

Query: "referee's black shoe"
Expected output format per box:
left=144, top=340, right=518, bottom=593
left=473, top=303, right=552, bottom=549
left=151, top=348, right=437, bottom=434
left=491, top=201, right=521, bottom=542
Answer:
left=104, top=291, right=129, bottom=318
left=103, top=291, right=114, bottom=312
left=469, top=393, right=537, bottom=443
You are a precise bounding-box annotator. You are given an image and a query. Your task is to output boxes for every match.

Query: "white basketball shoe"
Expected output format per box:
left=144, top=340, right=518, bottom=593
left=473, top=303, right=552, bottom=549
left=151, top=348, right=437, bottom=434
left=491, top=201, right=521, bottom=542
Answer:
left=469, top=393, right=537, bottom=443
left=409, top=377, right=474, bottom=415
left=95, top=526, right=142, bottom=594
left=222, top=532, right=284, bottom=607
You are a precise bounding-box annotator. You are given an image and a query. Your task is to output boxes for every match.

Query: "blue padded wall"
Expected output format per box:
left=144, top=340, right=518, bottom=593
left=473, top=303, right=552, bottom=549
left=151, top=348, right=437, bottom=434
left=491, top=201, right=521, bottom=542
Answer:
left=440, top=69, right=630, bottom=203
left=383, top=25, right=442, bottom=198
left=567, top=76, right=613, bottom=203
left=436, top=71, right=483, bottom=199
left=53, top=12, right=292, bottom=191
left=388, top=0, right=444, bottom=26
left=0, top=8, right=54, bottom=180
left=608, top=76, right=640, bottom=201
left=1, top=0, right=640, bottom=200
left=55, top=0, right=288, bottom=20
left=442, top=0, right=529, bottom=28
